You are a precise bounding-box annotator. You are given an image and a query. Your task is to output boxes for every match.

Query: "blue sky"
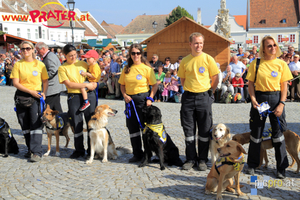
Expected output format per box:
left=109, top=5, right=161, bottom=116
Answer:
left=60, top=0, right=247, bottom=27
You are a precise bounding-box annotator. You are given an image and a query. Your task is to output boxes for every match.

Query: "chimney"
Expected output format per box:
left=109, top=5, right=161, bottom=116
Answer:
left=197, top=8, right=201, bottom=24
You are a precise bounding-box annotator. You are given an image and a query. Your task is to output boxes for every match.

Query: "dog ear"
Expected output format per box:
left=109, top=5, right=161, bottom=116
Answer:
left=225, top=126, right=230, bottom=135
left=52, top=110, right=59, bottom=116
left=236, top=143, right=247, bottom=154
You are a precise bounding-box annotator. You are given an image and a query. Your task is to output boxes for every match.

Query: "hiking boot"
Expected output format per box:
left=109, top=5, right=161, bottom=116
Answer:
left=79, top=101, right=90, bottom=111
left=24, top=151, right=32, bottom=158
left=70, top=151, right=85, bottom=159
left=128, top=156, right=143, bottom=163
left=182, top=160, right=196, bottom=170
left=197, top=160, right=207, bottom=171
left=29, top=154, right=41, bottom=162
left=245, top=168, right=255, bottom=176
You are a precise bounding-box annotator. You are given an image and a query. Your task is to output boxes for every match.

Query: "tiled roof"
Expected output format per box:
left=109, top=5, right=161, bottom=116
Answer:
left=233, top=15, right=246, bottom=29
left=101, top=20, right=123, bottom=38
left=82, top=12, right=107, bottom=36
left=119, top=14, right=168, bottom=34
left=249, top=0, right=298, bottom=28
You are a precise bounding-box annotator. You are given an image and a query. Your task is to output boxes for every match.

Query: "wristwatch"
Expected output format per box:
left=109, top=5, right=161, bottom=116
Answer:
left=279, top=101, right=285, bottom=105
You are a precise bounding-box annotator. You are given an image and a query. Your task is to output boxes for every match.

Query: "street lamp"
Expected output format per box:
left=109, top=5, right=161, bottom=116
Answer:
left=152, top=21, right=158, bottom=34
left=67, top=0, right=75, bottom=46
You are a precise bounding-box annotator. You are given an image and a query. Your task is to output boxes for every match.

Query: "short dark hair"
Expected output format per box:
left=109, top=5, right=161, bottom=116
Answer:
left=63, top=44, right=76, bottom=55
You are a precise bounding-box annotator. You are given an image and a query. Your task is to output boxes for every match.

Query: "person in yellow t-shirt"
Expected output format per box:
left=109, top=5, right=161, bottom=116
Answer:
left=178, top=32, right=220, bottom=171
left=10, top=41, right=49, bottom=162
left=118, top=44, right=157, bottom=162
left=245, top=36, right=293, bottom=179
left=79, top=50, right=101, bottom=111
left=58, top=44, right=97, bottom=159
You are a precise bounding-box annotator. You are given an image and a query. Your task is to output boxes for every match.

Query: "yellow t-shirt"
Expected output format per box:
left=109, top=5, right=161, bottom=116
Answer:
left=246, top=58, right=293, bottom=92
left=118, top=63, right=156, bottom=95
left=58, top=60, right=88, bottom=93
left=88, top=63, right=101, bottom=83
left=10, top=59, right=48, bottom=91
left=178, top=53, right=220, bottom=93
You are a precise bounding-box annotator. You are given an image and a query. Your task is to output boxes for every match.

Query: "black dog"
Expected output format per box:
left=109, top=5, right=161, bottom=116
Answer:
left=139, top=105, right=183, bottom=170
left=0, top=117, right=19, bottom=157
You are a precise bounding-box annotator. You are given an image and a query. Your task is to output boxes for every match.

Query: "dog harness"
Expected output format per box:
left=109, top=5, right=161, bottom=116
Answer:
left=215, top=154, right=245, bottom=175
left=262, top=127, right=272, bottom=141
left=46, top=115, right=65, bottom=131
left=0, top=121, right=12, bottom=138
left=143, top=123, right=167, bottom=144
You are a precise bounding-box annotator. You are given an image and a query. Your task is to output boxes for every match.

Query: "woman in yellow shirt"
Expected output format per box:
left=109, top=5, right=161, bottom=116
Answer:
left=245, top=36, right=293, bottom=179
left=11, top=41, right=49, bottom=162
left=119, top=44, right=157, bottom=162
left=58, top=45, right=98, bottom=159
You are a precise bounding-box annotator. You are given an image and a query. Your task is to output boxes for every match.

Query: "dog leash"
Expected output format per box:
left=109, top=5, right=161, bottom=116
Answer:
left=259, top=108, right=283, bottom=132
left=0, top=121, right=5, bottom=129
left=38, top=92, right=46, bottom=117
left=124, top=100, right=144, bottom=129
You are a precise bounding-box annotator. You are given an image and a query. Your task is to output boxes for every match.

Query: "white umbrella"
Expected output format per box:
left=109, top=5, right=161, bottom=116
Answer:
left=34, top=39, right=66, bottom=48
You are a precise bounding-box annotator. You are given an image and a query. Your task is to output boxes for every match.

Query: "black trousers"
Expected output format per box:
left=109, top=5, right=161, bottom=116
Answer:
left=46, top=93, right=63, bottom=113
left=67, top=91, right=96, bottom=155
left=125, top=92, right=149, bottom=158
left=247, top=91, right=289, bottom=172
left=180, top=91, right=213, bottom=162
left=15, top=91, right=43, bottom=157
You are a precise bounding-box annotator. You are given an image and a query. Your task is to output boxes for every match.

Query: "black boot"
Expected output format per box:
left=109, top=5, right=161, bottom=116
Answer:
left=24, top=133, right=31, bottom=158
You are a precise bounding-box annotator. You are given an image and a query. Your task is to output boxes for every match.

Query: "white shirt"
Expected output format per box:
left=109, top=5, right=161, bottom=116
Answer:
left=172, top=62, right=180, bottom=70
left=289, top=62, right=300, bottom=72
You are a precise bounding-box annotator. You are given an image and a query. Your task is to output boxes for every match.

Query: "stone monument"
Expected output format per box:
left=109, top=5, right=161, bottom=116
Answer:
left=214, top=0, right=231, bottom=38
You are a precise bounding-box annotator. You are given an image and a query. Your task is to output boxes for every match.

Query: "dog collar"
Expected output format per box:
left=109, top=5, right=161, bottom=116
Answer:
left=143, top=123, right=167, bottom=144
left=0, top=121, right=5, bottom=129
left=46, top=116, right=64, bottom=130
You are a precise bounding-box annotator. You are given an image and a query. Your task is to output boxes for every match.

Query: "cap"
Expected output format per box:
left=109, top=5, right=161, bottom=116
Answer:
left=121, top=47, right=125, bottom=51
left=99, top=58, right=103, bottom=62
left=81, top=50, right=99, bottom=59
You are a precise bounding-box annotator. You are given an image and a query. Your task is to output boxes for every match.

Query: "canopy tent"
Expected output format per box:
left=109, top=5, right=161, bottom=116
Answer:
left=34, top=39, right=66, bottom=48
left=0, top=34, right=37, bottom=52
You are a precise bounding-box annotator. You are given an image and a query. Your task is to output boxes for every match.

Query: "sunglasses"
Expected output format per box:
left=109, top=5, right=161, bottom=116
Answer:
left=131, top=52, right=141, bottom=56
left=267, top=44, right=277, bottom=48
left=21, top=47, right=32, bottom=51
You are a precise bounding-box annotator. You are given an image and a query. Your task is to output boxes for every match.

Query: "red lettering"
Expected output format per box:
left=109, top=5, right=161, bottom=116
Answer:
left=86, top=13, right=90, bottom=21
left=10, top=15, right=19, bottom=21
left=38, top=11, right=47, bottom=22
left=47, top=10, right=56, bottom=20
left=54, top=10, right=62, bottom=21
left=68, top=11, right=76, bottom=21
left=61, top=11, right=68, bottom=21
left=20, top=15, right=29, bottom=21
left=1, top=15, right=10, bottom=21
left=29, top=10, right=40, bottom=23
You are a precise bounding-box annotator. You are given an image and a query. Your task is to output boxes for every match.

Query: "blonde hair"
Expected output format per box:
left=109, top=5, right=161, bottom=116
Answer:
left=20, top=41, right=36, bottom=60
left=259, top=36, right=282, bottom=59
left=189, top=32, right=205, bottom=43
left=165, top=71, right=171, bottom=77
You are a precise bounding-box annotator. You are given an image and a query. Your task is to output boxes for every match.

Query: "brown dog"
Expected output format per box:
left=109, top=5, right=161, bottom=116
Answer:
left=232, top=130, right=300, bottom=173
left=205, top=140, right=246, bottom=200
left=41, top=105, right=71, bottom=157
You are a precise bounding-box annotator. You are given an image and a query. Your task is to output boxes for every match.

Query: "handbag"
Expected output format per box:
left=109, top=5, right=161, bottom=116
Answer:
left=14, top=90, right=35, bottom=108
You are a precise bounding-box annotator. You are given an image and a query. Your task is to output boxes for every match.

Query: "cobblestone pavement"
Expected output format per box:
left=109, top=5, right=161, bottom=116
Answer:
left=0, top=86, right=299, bottom=200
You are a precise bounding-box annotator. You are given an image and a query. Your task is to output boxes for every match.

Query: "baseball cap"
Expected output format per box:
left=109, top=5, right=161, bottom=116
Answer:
left=121, top=47, right=125, bottom=51
left=99, top=58, right=103, bottom=62
left=81, top=50, right=99, bottom=59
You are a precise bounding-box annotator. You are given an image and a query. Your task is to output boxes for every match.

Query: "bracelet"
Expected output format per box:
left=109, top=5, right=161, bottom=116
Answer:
left=146, top=97, right=154, bottom=102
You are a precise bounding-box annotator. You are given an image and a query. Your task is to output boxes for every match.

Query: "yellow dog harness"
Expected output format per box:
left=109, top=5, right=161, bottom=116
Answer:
left=215, top=154, right=245, bottom=175
left=143, top=123, right=167, bottom=144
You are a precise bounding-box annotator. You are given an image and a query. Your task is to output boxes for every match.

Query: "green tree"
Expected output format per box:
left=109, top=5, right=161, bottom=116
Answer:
left=165, top=6, right=194, bottom=27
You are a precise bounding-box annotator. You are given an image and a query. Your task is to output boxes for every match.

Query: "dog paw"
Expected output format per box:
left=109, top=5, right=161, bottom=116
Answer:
left=3, top=154, right=8, bottom=158
left=55, top=152, right=60, bottom=157
left=160, top=166, right=166, bottom=170
left=102, top=158, right=108, bottom=163
left=216, top=195, right=223, bottom=200
left=138, top=163, right=146, bottom=168
left=86, top=160, right=93, bottom=164
left=112, top=155, right=117, bottom=160
left=237, top=192, right=245, bottom=196
left=44, top=152, right=50, bottom=157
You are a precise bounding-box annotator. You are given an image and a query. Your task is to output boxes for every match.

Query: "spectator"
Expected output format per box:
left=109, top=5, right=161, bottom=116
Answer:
left=288, top=54, right=300, bottom=102
left=162, top=71, right=172, bottom=102
left=242, top=63, right=250, bottom=102
left=0, top=58, right=4, bottom=74
left=149, top=54, right=163, bottom=73
left=232, top=73, right=244, bottom=96
left=216, top=63, right=223, bottom=91
left=236, top=47, right=244, bottom=57
left=13, top=48, right=19, bottom=56
left=98, top=65, right=107, bottom=89
left=282, top=50, right=287, bottom=58
left=230, top=55, right=246, bottom=76
left=242, top=51, right=250, bottom=59
left=288, top=46, right=295, bottom=56
left=251, top=46, right=257, bottom=55
left=284, top=53, right=292, bottom=65
left=107, top=53, right=120, bottom=98
left=154, top=65, right=165, bottom=102
left=163, top=57, right=174, bottom=73
left=50, top=48, right=55, bottom=53
left=0, top=73, right=6, bottom=86
left=121, top=47, right=127, bottom=57
left=249, top=54, right=255, bottom=63
left=221, top=65, right=234, bottom=96
left=169, top=69, right=179, bottom=99
left=4, top=58, right=13, bottom=86
left=172, top=56, right=183, bottom=71
left=109, top=48, right=114, bottom=57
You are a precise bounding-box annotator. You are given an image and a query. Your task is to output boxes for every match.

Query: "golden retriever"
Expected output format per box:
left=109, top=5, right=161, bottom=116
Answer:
left=86, top=104, right=130, bottom=164
left=41, top=105, right=71, bottom=157
left=205, top=140, right=246, bottom=200
left=232, top=130, right=300, bottom=173
left=210, top=124, right=232, bottom=166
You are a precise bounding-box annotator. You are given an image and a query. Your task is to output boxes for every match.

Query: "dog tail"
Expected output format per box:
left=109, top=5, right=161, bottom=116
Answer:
left=116, top=147, right=132, bottom=156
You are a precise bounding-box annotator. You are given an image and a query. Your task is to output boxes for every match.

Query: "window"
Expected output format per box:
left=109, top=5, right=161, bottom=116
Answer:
left=17, top=28, right=20, bottom=37
left=278, top=34, right=283, bottom=43
left=281, top=19, right=286, bottom=24
left=4, top=27, right=7, bottom=33
left=253, top=35, right=259, bottom=44
left=42, top=30, right=45, bottom=39
left=76, top=35, right=78, bottom=42
left=259, top=19, right=266, bottom=24
left=290, top=34, right=295, bottom=43
left=27, top=29, right=30, bottom=39
left=35, top=29, right=38, bottom=39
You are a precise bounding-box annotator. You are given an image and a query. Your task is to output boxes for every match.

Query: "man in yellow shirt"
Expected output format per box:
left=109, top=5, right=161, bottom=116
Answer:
left=178, top=32, right=220, bottom=171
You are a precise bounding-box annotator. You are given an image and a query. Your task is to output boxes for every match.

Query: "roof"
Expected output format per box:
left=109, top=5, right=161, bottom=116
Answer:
left=82, top=12, right=107, bottom=36
left=0, top=33, right=37, bottom=44
left=101, top=21, right=124, bottom=38
left=249, top=0, right=299, bottom=28
left=141, top=16, right=231, bottom=44
left=118, top=14, right=168, bottom=34
left=233, top=15, right=246, bottom=29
